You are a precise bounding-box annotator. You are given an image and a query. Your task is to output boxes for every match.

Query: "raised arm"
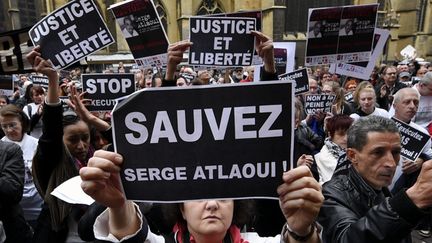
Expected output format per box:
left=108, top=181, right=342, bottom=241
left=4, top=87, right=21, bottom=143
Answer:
left=26, top=46, right=59, bottom=104
left=164, top=40, right=192, bottom=82
left=68, top=85, right=110, bottom=131
left=80, top=150, right=140, bottom=240
left=251, top=30, right=276, bottom=74
left=277, top=166, right=323, bottom=243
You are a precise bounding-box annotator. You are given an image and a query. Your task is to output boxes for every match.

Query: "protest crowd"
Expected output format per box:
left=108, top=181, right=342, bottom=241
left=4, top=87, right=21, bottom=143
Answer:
left=1, top=1, right=432, bottom=243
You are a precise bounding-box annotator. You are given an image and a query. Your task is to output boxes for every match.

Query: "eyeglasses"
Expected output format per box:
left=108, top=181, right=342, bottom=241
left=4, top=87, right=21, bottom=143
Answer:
left=1, top=122, right=19, bottom=130
left=386, top=72, right=396, bottom=75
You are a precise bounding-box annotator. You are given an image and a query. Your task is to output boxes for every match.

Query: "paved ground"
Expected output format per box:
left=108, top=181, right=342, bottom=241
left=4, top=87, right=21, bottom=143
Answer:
left=412, top=231, right=432, bottom=243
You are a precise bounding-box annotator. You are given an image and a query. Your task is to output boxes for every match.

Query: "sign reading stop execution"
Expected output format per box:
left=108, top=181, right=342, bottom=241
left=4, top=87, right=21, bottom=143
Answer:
left=82, top=73, right=136, bottom=111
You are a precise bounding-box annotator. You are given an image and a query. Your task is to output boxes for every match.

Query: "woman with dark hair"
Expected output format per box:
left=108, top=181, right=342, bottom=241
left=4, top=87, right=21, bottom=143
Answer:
left=0, top=105, right=44, bottom=229
left=314, top=115, right=354, bottom=184
left=14, top=82, right=34, bottom=110
left=27, top=47, right=110, bottom=242
left=0, top=95, right=9, bottom=108
left=23, top=85, right=45, bottom=139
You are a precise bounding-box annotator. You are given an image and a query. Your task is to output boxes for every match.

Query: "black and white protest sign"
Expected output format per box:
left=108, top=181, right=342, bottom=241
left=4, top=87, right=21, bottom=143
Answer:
left=392, top=117, right=430, bottom=161
left=109, top=0, right=169, bottom=68
left=279, top=68, right=309, bottom=95
left=0, top=27, right=33, bottom=75
left=304, top=94, right=336, bottom=115
left=344, top=91, right=354, bottom=103
left=29, top=0, right=114, bottom=69
left=31, top=75, right=49, bottom=89
left=0, top=75, right=13, bottom=96
left=331, top=28, right=389, bottom=80
left=305, top=4, right=378, bottom=66
left=112, top=81, right=294, bottom=202
left=82, top=73, right=135, bottom=111
left=189, top=17, right=256, bottom=67
left=211, top=11, right=263, bottom=66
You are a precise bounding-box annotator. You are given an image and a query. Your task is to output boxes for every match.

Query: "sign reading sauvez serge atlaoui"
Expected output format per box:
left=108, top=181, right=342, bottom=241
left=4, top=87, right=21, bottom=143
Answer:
left=112, top=81, right=294, bottom=202
left=188, top=16, right=256, bottom=67
left=28, top=0, right=114, bottom=69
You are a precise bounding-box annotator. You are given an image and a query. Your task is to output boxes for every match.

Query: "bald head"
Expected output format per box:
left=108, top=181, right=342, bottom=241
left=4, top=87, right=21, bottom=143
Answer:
left=393, top=87, right=420, bottom=122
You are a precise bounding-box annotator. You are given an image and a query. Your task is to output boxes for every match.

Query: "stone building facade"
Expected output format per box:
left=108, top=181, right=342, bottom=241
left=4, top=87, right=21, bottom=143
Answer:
left=1, top=0, right=431, bottom=67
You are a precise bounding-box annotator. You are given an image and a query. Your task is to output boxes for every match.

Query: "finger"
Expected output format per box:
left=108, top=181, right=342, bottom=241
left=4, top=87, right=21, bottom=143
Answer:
left=251, top=31, right=270, bottom=42
left=168, top=41, right=192, bottom=52
left=279, top=187, right=324, bottom=204
left=280, top=199, right=322, bottom=215
left=92, top=150, right=123, bottom=166
left=79, top=91, right=88, bottom=100
left=79, top=167, right=111, bottom=181
left=277, top=176, right=321, bottom=196
left=81, top=180, right=106, bottom=196
left=282, top=166, right=313, bottom=183
left=26, top=49, right=42, bottom=65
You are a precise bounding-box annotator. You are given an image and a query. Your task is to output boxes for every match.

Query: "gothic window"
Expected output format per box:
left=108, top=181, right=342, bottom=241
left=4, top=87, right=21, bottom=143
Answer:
left=196, top=0, right=224, bottom=16
left=153, top=0, right=168, bottom=34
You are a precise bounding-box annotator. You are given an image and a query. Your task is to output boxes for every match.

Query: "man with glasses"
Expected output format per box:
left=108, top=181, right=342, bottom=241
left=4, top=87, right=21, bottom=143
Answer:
left=375, top=66, right=407, bottom=111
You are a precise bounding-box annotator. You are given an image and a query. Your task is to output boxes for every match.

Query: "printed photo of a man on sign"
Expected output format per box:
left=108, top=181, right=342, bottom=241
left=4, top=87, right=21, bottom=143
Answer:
left=121, top=16, right=139, bottom=38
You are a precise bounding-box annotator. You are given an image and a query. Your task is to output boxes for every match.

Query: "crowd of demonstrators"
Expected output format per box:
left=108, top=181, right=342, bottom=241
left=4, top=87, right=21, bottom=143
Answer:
left=0, top=24, right=432, bottom=243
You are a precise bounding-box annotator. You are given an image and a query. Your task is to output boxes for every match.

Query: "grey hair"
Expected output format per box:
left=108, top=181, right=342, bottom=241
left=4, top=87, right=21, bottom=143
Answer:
left=419, top=71, right=432, bottom=85
left=347, top=116, right=400, bottom=151
left=393, top=87, right=420, bottom=104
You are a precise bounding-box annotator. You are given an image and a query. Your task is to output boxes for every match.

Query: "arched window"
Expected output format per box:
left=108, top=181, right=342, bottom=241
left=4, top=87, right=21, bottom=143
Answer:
left=196, top=0, right=224, bottom=16
left=153, top=0, right=168, bottom=34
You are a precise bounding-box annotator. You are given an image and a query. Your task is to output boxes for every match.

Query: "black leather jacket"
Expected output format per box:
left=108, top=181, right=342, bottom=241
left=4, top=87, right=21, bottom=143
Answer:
left=318, top=166, right=427, bottom=243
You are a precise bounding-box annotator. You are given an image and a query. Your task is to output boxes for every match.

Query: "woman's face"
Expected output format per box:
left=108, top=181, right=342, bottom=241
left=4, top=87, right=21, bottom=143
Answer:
left=0, top=98, right=7, bottom=108
left=181, top=200, right=234, bottom=239
left=0, top=116, right=23, bottom=142
left=332, top=129, right=348, bottom=149
left=359, top=90, right=375, bottom=114
left=63, top=120, right=90, bottom=162
left=321, top=84, right=333, bottom=94
left=32, top=90, right=44, bottom=104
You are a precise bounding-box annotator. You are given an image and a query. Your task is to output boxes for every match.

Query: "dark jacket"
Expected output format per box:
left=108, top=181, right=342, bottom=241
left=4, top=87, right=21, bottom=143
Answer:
left=318, top=166, right=427, bottom=243
left=0, top=141, right=33, bottom=243
left=374, top=81, right=407, bottom=110
left=32, top=103, right=84, bottom=242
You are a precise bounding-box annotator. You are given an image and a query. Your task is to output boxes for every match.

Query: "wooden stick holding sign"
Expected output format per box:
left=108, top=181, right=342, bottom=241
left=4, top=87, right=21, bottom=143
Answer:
left=112, top=81, right=294, bottom=202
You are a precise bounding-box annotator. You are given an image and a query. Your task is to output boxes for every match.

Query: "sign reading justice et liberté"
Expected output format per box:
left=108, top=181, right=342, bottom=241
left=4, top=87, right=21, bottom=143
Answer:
left=28, top=0, right=114, bottom=69
left=112, top=81, right=294, bottom=202
left=188, top=16, right=256, bottom=67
